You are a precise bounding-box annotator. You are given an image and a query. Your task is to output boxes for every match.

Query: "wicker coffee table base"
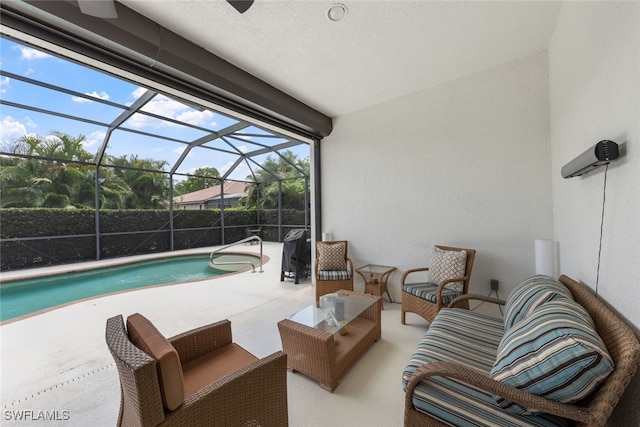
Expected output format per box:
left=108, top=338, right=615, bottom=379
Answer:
left=278, top=292, right=382, bottom=392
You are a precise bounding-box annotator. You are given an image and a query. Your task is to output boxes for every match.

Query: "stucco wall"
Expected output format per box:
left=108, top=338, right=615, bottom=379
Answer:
left=318, top=1, right=639, bottom=422
left=549, top=3, right=639, bottom=425
left=321, top=52, right=552, bottom=305
left=550, top=0, right=639, bottom=325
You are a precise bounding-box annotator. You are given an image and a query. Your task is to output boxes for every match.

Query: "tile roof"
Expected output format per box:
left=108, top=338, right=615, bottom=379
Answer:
left=174, top=181, right=247, bottom=205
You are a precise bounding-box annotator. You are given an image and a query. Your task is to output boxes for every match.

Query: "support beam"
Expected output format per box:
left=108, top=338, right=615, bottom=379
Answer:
left=1, top=0, right=333, bottom=138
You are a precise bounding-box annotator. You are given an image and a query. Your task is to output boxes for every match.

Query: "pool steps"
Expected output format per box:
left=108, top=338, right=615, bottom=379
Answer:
left=209, top=236, right=264, bottom=273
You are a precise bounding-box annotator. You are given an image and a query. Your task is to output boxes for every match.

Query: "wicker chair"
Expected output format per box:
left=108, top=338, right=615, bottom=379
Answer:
left=105, top=314, right=289, bottom=427
left=314, top=240, right=354, bottom=303
left=401, top=245, right=476, bottom=324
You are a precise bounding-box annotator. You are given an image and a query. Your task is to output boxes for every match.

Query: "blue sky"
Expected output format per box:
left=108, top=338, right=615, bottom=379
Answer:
left=0, top=36, right=309, bottom=181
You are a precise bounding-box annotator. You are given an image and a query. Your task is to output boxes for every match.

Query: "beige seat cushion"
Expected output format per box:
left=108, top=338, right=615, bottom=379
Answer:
left=126, top=313, right=185, bottom=411
left=182, top=343, right=258, bottom=398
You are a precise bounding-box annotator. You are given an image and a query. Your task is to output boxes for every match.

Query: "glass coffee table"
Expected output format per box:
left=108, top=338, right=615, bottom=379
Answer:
left=289, top=291, right=378, bottom=334
left=277, top=290, right=382, bottom=391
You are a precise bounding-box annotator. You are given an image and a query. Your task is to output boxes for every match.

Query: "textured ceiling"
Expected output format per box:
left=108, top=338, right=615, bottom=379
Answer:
left=119, top=0, right=563, bottom=118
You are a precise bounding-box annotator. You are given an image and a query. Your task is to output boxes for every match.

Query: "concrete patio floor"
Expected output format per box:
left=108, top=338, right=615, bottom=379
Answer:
left=1, top=242, right=428, bottom=426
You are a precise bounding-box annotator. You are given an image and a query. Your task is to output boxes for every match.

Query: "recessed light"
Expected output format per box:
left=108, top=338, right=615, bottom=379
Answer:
left=327, top=4, right=347, bottom=22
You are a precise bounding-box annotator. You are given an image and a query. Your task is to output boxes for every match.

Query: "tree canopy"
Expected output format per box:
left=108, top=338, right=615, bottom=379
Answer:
left=174, top=166, right=221, bottom=195
left=1, top=134, right=310, bottom=212
left=241, top=151, right=309, bottom=210
left=0, top=133, right=169, bottom=209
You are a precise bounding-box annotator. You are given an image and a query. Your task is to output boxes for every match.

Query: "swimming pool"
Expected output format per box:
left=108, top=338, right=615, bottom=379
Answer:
left=0, top=252, right=262, bottom=322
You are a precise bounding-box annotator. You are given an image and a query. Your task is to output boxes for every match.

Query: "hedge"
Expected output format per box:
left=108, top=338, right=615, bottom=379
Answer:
left=0, top=208, right=308, bottom=270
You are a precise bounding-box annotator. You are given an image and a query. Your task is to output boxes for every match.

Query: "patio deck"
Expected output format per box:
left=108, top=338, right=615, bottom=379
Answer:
left=0, top=242, right=427, bottom=426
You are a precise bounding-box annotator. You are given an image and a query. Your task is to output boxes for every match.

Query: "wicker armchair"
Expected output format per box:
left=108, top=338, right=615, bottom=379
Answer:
left=105, top=314, right=288, bottom=427
left=401, top=245, right=476, bottom=324
left=314, top=240, right=354, bottom=303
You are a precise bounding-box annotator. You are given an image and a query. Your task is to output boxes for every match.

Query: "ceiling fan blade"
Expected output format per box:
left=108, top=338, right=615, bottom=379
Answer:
left=227, top=0, right=254, bottom=14
left=77, top=0, right=118, bottom=19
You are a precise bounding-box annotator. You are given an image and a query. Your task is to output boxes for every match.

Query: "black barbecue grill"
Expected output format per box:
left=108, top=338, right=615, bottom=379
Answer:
left=280, top=229, right=311, bottom=284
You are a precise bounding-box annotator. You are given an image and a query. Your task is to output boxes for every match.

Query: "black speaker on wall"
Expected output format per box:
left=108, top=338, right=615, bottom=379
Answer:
left=561, top=140, right=620, bottom=178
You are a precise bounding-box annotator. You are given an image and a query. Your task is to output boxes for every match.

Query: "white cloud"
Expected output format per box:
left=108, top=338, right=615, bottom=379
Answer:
left=0, top=116, right=28, bottom=147
left=127, top=87, right=218, bottom=129
left=23, top=116, right=37, bottom=129
left=43, top=134, right=63, bottom=144
left=219, top=161, right=234, bottom=174
left=17, top=46, right=51, bottom=60
left=127, top=90, right=177, bottom=128
left=0, top=76, right=10, bottom=93
left=176, top=109, right=214, bottom=126
left=141, top=95, right=184, bottom=117
left=219, top=160, right=251, bottom=180
left=72, top=91, right=110, bottom=103
left=126, top=114, right=163, bottom=129
left=84, top=130, right=106, bottom=148
left=131, top=87, right=147, bottom=100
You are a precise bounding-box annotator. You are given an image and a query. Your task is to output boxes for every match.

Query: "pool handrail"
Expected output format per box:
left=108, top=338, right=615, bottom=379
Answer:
left=209, top=236, right=264, bottom=273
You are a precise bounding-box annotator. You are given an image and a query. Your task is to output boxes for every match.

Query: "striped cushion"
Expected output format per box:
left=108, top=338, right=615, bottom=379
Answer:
left=402, top=308, right=567, bottom=426
left=317, top=270, right=351, bottom=281
left=491, top=299, right=613, bottom=414
left=503, top=275, right=574, bottom=331
left=402, top=282, right=461, bottom=305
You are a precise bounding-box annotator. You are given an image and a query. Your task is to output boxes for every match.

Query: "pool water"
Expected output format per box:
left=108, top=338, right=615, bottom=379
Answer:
left=0, top=254, right=256, bottom=322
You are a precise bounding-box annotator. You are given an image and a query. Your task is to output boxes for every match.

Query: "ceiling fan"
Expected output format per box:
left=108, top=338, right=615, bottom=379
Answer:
left=77, top=0, right=255, bottom=19
left=226, top=1, right=254, bottom=14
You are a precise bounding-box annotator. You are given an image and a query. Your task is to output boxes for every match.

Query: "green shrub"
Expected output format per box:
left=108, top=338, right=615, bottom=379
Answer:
left=0, top=207, right=307, bottom=270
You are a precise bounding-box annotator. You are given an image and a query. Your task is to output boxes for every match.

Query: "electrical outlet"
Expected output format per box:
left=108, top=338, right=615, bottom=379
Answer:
left=490, top=279, right=499, bottom=291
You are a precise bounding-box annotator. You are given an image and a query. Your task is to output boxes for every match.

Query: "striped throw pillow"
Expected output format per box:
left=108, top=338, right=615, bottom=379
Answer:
left=427, top=247, right=467, bottom=292
left=503, top=275, right=574, bottom=331
left=490, top=299, right=613, bottom=414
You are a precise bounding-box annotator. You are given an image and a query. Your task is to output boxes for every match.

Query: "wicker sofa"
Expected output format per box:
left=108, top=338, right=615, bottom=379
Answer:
left=402, top=275, right=640, bottom=427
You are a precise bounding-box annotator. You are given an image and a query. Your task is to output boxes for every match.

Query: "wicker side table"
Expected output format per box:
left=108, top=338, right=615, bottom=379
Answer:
left=356, top=264, right=396, bottom=305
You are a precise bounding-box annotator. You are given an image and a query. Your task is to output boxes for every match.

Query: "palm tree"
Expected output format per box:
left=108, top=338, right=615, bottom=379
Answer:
left=0, top=133, right=92, bottom=208
left=242, top=151, right=310, bottom=210
left=108, top=155, right=169, bottom=209
left=1, top=132, right=172, bottom=209
left=96, top=167, right=129, bottom=209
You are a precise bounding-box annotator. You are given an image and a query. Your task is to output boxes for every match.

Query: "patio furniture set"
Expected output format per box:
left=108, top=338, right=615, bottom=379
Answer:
left=106, top=243, right=640, bottom=426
